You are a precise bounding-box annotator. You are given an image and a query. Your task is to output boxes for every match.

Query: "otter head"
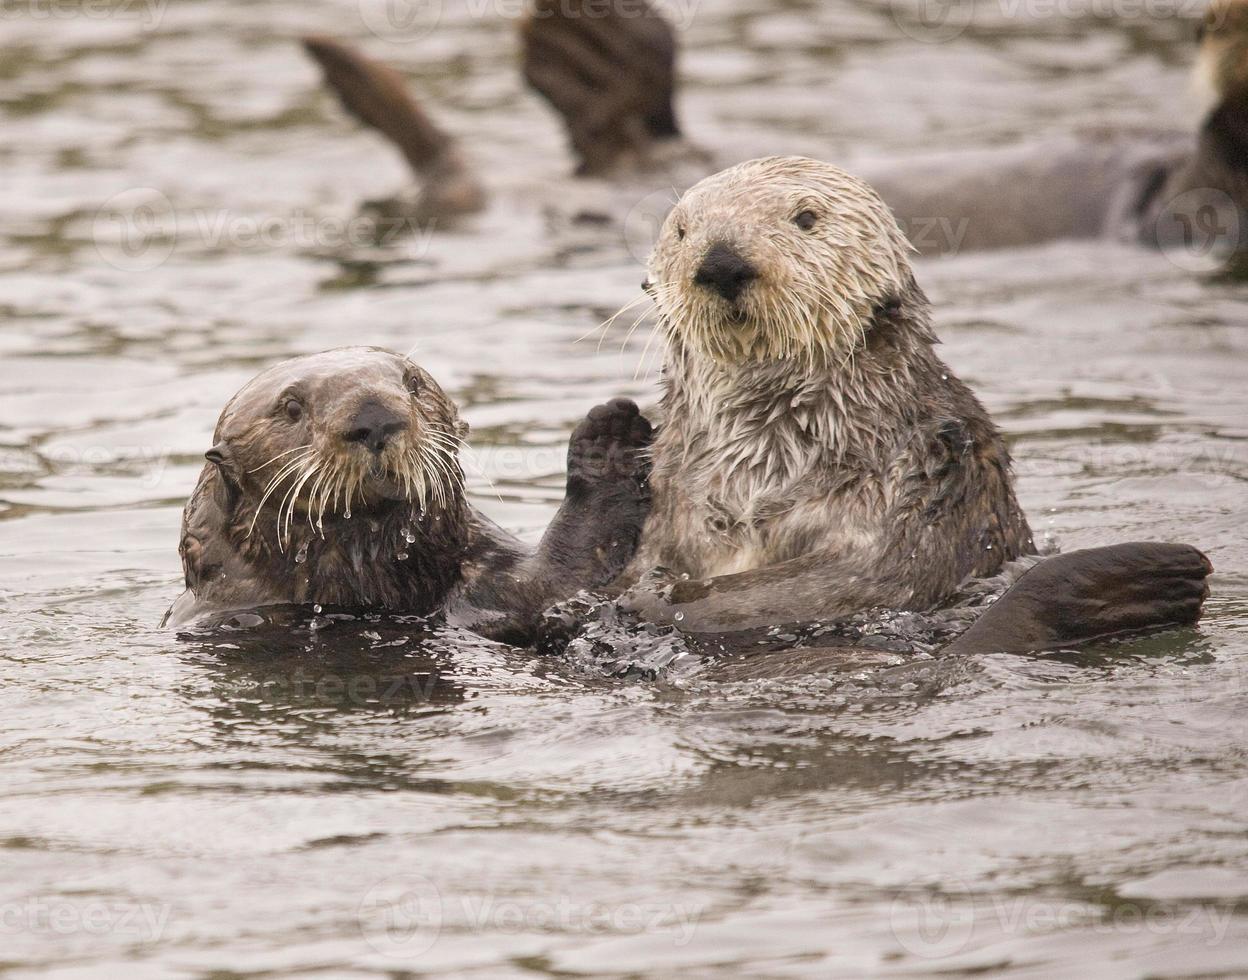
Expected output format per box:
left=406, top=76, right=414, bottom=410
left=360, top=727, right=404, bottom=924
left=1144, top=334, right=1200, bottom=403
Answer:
left=646, top=156, right=913, bottom=366
left=1197, top=0, right=1248, bottom=105
left=205, top=347, right=467, bottom=549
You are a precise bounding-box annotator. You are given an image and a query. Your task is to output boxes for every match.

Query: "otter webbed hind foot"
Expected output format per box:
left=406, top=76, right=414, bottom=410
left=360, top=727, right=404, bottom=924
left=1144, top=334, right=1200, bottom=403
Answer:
left=943, top=543, right=1212, bottom=657
left=537, top=398, right=653, bottom=590
left=521, top=0, right=680, bottom=175
left=301, top=35, right=485, bottom=219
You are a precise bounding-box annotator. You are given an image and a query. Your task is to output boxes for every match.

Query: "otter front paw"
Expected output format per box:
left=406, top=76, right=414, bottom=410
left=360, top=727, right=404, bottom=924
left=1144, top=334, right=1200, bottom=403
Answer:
left=947, top=542, right=1213, bottom=656
left=566, top=398, right=652, bottom=500
left=538, top=399, right=652, bottom=589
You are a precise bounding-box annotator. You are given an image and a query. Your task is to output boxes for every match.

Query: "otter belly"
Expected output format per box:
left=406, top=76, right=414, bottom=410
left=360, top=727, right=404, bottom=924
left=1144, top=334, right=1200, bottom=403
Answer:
left=650, top=496, right=885, bottom=582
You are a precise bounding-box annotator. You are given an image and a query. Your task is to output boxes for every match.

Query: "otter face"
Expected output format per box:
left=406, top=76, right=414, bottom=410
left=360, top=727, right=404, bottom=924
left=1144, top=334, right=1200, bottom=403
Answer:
left=646, top=156, right=912, bottom=365
left=208, top=347, right=466, bottom=547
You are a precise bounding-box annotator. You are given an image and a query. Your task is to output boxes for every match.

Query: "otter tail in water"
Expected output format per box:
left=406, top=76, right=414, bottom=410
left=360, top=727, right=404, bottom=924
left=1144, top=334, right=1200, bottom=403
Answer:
left=520, top=0, right=683, bottom=175
left=301, top=35, right=486, bottom=220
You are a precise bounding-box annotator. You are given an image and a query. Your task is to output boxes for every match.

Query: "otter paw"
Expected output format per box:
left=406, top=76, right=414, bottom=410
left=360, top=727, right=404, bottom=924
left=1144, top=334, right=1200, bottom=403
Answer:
left=950, top=542, right=1213, bottom=656
left=521, top=0, right=678, bottom=174
left=566, top=398, right=652, bottom=498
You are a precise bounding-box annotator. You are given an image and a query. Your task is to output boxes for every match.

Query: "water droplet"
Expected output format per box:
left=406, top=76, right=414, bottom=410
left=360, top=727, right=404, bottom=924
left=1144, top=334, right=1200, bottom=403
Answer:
left=397, top=551, right=409, bottom=561
left=673, top=611, right=685, bottom=622
left=344, top=507, right=352, bottom=519
left=312, top=604, right=322, bottom=613
left=294, top=542, right=308, bottom=564
left=941, top=373, right=949, bottom=380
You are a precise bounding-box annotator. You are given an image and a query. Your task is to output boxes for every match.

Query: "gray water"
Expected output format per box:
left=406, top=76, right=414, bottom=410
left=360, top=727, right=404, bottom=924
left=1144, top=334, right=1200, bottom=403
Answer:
left=2, top=0, right=1247, bottom=976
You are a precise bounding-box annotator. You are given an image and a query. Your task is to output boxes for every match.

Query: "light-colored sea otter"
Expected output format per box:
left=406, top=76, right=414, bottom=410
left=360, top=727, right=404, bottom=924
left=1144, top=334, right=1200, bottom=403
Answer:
left=610, top=157, right=1210, bottom=650
left=164, top=347, right=653, bottom=643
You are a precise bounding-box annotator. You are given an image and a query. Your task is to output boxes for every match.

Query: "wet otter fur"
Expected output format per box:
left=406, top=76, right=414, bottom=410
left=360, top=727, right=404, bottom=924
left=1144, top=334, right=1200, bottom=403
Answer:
left=612, top=157, right=1210, bottom=648
left=626, top=157, right=1030, bottom=617
left=164, top=348, right=652, bottom=643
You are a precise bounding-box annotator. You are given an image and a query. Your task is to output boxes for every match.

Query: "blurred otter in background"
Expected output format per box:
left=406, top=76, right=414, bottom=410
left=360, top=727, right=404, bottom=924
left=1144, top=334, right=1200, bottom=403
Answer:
left=303, top=0, right=1248, bottom=257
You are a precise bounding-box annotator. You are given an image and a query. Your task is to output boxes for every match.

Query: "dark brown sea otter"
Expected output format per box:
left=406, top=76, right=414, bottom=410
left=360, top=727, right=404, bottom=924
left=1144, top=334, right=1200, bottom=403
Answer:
left=163, top=347, right=652, bottom=643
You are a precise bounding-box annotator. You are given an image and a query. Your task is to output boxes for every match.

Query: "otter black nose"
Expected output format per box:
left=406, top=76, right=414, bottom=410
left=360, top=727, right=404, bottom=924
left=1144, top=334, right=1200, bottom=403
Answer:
left=694, top=243, right=758, bottom=302
left=343, top=400, right=407, bottom=454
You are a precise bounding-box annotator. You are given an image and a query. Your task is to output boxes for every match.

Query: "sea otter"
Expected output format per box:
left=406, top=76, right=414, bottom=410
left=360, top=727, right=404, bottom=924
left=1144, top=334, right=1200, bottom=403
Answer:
left=301, top=0, right=1248, bottom=257
left=604, top=156, right=1210, bottom=649
left=163, top=347, right=653, bottom=643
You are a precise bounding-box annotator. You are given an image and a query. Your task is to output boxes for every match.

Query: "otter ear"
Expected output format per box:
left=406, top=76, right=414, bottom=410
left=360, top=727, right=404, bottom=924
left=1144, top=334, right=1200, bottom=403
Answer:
left=205, top=442, right=231, bottom=469
left=205, top=442, right=243, bottom=484
left=205, top=442, right=242, bottom=510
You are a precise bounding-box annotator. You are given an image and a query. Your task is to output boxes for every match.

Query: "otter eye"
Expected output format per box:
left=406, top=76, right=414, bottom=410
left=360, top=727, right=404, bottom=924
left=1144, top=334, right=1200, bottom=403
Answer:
left=284, top=399, right=303, bottom=422
left=794, top=210, right=818, bottom=232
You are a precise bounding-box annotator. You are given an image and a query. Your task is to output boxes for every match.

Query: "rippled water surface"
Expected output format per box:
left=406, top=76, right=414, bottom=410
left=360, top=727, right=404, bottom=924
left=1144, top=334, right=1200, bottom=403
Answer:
left=2, top=0, right=1247, bottom=975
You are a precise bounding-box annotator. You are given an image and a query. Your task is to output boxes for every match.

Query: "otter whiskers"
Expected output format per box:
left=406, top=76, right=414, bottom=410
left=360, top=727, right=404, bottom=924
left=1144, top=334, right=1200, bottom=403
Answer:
left=246, top=448, right=316, bottom=539
left=244, top=434, right=465, bottom=553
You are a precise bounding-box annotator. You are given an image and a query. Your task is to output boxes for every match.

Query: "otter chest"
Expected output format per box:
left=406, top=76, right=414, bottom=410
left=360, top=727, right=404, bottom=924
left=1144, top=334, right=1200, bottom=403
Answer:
left=652, top=438, right=885, bottom=580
